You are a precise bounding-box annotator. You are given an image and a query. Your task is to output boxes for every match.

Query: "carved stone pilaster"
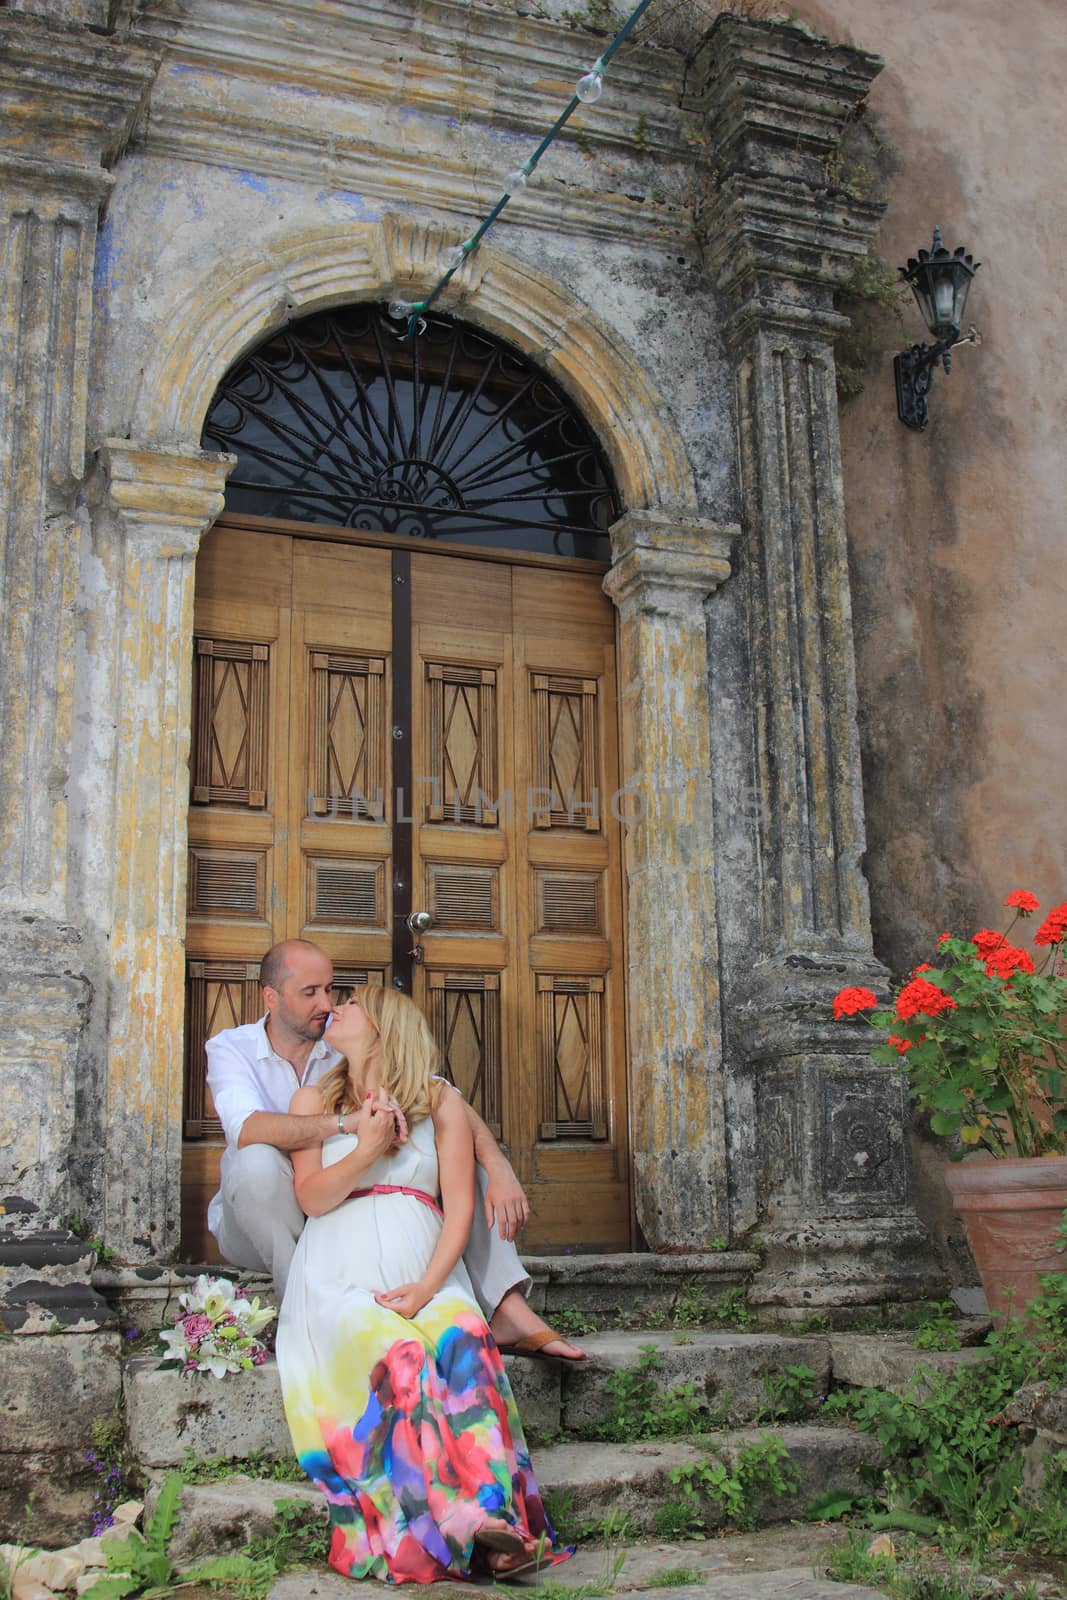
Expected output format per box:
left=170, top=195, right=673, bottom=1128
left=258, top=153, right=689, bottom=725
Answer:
left=93, top=443, right=235, bottom=1260
left=696, top=17, right=941, bottom=1312
left=0, top=19, right=157, bottom=913
left=0, top=18, right=159, bottom=1231
left=604, top=510, right=737, bottom=1250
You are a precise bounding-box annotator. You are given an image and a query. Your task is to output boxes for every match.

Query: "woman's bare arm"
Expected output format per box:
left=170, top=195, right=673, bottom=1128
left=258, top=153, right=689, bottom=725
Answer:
left=374, top=1088, right=475, bottom=1318
left=289, top=1087, right=399, bottom=1216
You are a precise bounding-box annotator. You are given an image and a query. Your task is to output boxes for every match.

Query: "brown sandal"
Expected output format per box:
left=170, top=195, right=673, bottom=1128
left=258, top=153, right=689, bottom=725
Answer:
left=495, top=1327, right=587, bottom=1364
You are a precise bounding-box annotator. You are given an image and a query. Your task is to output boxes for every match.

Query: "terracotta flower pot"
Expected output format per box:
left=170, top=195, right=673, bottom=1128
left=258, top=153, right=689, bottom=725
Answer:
left=944, top=1154, right=1067, bottom=1326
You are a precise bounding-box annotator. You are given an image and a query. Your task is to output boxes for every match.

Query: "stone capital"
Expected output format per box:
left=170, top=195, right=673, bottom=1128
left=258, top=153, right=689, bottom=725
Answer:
left=0, top=16, right=159, bottom=177
left=688, top=17, right=885, bottom=310
left=97, top=443, right=237, bottom=559
left=688, top=16, right=883, bottom=184
left=604, top=509, right=737, bottom=620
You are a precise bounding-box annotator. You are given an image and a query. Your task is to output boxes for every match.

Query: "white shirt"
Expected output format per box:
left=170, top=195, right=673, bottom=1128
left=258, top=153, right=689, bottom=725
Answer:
left=205, top=1015, right=342, bottom=1238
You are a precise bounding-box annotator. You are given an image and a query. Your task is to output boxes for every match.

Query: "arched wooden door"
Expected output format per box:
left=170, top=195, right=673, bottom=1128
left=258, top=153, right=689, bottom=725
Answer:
left=181, top=307, right=631, bottom=1258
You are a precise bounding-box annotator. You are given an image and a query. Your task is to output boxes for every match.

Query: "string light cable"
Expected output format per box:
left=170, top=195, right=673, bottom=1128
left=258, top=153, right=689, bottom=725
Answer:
left=388, top=0, right=660, bottom=338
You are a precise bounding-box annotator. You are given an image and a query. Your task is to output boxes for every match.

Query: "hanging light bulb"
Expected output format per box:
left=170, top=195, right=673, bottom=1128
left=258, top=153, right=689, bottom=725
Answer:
left=447, top=239, right=476, bottom=270
left=576, top=59, right=604, bottom=103
left=387, top=299, right=415, bottom=322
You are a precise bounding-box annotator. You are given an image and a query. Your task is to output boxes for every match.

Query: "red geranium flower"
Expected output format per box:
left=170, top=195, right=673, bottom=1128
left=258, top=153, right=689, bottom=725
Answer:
left=1034, top=903, right=1067, bottom=947
left=887, top=1034, right=915, bottom=1055
left=911, top=964, right=933, bottom=976
left=832, top=986, right=878, bottom=1019
left=1004, top=890, right=1040, bottom=914
left=895, top=977, right=958, bottom=1021
left=972, top=928, right=1006, bottom=956
left=937, top=933, right=952, bottom=945
left=984, top=943, right=1036, bottom=980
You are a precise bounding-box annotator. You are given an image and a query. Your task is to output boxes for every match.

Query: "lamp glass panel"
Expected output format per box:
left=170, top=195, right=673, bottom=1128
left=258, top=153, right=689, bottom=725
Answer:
left=931, top=272, right=958, bottom=333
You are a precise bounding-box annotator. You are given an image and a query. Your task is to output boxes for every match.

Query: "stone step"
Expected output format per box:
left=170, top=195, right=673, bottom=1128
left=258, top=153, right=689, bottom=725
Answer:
left=96, top=1252, right=761, bottom=1335
left=125, top=1325, right=989, bottom=1471
left=163, top=1423, right=879, bottom=1567
left=164, top=1481, right=888, bottom=1598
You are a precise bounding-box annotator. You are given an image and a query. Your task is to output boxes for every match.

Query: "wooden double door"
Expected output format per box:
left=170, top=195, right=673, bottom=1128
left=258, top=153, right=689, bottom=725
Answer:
left=181, top=518, right=631, bottom=1257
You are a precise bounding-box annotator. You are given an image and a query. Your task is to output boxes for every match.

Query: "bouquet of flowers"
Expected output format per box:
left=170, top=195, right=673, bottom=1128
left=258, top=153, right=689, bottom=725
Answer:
left=159, top=1274, right=276, bottom=1377
left=833, top=890, right=1067, bottom=1161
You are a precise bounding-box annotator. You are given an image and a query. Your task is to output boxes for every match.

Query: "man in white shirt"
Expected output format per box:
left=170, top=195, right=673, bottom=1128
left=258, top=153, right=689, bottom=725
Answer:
left=206, top=938, right=584, bottom=1361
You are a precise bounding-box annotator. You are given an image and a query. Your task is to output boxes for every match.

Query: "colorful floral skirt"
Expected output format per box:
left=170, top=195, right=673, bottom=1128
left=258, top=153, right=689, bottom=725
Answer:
left=281, top=1286, right=568, bottom=1583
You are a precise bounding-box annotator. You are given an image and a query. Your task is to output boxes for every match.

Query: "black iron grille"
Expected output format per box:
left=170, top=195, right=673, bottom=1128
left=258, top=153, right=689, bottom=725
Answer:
left=201, top=303, right=619, bottom=561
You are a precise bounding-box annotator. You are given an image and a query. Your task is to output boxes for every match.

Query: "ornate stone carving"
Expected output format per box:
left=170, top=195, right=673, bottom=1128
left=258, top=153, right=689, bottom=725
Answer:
left=697, top=15, right=940, bottom=1309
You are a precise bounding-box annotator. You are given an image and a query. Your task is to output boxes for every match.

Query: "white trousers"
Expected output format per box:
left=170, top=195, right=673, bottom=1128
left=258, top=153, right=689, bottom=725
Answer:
left=213, top=1143, right=532, bottom=1314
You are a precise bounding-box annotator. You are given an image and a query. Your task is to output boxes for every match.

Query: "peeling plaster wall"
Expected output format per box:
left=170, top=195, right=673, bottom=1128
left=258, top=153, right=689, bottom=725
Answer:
left=803, top=0, right=1067, bottom=959
left=795, top=0, right=1067, bottom=1272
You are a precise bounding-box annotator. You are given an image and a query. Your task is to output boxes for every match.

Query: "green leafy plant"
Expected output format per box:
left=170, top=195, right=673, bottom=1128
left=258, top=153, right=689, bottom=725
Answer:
left=244, top=1497, right=330, bottom=1578
left=670, top=1279, right=709, bottom=1328
left=178, top=1449, right=304, bottom=1485
left=912, top=1303, right=963, bottom=1353
left=823, top=1272, right=1067, bottom=1551
left=708, top=1286, right=752, bottom=1329
left=759, top=1363, right=820, bottom=1422
left=547, top=1305, right=599, bottom=1338
left=797, top=1310, right=831, bottom=1334
left=833, top=891, right=1067, bottom=1159
left=65, top=1215, right=118, bottom=1267
left=667, top=1434, right=798, bottom=1533
left=645, top=1567, right=705, bottom=1588
left=82, top=1473, right=275, bottom=1598
left=593, top=1346, right=704, bottom=1442
left=806, top=1488, right=865, bottom=1522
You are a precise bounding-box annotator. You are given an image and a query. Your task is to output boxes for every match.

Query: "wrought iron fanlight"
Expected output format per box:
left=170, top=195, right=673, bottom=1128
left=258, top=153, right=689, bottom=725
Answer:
left=894, top=227, right=981, bottom=431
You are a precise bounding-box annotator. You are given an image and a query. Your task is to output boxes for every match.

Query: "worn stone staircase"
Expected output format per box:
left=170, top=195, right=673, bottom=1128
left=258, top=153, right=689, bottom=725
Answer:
left=4, top=1251, right=999, bottom=1598
left=109, top=1258, right=989, bottom=1590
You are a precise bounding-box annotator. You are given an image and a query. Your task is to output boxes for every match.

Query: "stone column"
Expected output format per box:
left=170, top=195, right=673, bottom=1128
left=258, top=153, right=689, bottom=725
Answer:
left=604, top=510, right=736, bottom=1250
left=694, top=16, right=940, bottom=1313
left=0, top=17, right=158, bottom=1221
left=91, top=443, right=235, bottom=1261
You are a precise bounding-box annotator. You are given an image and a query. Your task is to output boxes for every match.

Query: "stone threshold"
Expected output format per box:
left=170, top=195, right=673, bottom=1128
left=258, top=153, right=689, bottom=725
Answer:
left=93, top=1250, right=761, bottom=1327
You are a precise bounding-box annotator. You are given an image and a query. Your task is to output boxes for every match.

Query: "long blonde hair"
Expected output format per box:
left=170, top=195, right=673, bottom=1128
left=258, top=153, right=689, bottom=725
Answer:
left=319, top=984, right=440, bottom=1125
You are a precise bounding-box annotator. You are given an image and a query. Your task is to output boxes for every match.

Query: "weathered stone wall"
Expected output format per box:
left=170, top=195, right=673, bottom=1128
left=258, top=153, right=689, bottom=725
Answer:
left=5, top=0, right=1018, bottom=1294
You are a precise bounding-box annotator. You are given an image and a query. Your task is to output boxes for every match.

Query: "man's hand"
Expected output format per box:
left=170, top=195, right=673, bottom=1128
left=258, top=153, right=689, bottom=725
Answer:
left=370, top=1090, right=408, bottom=1143
left=484, top=1163, right=529, bottom=1242
left=374, top=1281, right=431, bottom=1319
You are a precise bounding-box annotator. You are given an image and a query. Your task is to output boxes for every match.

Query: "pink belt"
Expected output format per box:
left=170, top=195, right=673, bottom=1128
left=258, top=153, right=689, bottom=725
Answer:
left=346, top=1183, right=442, bottom=1217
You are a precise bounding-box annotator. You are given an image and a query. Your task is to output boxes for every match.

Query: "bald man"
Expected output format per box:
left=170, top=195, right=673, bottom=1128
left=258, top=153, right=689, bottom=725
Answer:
left=205, top=938, right=583, bottom=1362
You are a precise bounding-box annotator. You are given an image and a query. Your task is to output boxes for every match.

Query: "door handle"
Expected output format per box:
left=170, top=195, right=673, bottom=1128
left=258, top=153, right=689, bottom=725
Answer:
left=406, top=910, right=433, bottom=934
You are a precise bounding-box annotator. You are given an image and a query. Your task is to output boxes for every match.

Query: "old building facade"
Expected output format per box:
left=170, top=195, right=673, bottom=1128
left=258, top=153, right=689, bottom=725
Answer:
left=2, top=0, right=1060, bottom=1326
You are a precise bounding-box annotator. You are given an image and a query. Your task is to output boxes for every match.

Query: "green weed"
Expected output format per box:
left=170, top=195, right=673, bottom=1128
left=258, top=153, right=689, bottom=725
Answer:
left=708, top=1286, right=753, bottom=1329
left=911, top=1302, right=963, bottom=1353
left=645, top=1567, right=705, bottom=1588
left=667, top=1434, right=798, bottom=1533
left=758, top=1363, right=820, bottom=1422
left=594, top=1345, right=704, bottom=1442
left=244, top=1497, right=331, bottom=1577
left=548, top=1306, right=599, bottom=1338
left=178, top=1450, right=304, bottom=1485
left=82, top=1472, right=274, bottom=1597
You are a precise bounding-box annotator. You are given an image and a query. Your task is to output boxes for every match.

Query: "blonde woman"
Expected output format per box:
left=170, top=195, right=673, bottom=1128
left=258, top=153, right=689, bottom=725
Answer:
left=276, top=985, right=568, bottom=1585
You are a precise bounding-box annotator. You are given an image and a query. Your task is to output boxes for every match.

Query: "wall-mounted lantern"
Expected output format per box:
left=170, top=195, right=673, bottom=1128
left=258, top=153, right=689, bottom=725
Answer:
left=895, top=227, right=981, bottom=430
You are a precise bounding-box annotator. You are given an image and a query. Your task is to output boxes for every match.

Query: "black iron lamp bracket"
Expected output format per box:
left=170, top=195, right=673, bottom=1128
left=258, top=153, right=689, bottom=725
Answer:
left=894, top=325, right=982, bottom=431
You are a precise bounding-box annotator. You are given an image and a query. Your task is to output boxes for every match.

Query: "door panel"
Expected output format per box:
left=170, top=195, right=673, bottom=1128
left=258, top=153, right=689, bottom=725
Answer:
left=182, top=523, right=629, bottom=1258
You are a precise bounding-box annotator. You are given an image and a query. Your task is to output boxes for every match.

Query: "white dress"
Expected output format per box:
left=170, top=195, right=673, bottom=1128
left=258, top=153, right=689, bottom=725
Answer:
left=276, top=1115, right=566, bottom=1584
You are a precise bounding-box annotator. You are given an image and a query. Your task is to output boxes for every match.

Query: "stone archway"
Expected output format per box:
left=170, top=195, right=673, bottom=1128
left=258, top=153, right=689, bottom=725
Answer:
left=95, top=217, right=737, bottom=1258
